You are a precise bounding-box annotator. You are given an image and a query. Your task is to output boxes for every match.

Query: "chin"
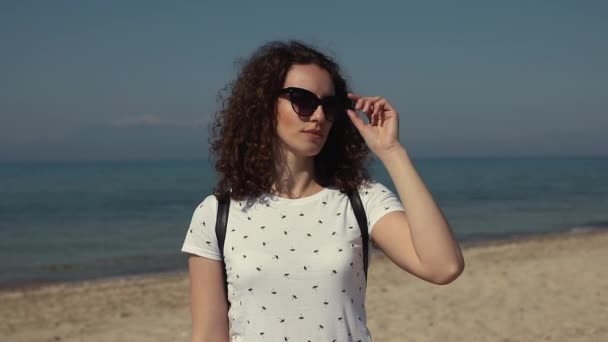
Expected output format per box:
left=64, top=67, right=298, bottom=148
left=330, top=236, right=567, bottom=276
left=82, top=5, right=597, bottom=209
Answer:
left=298, top=147, right=323, bottom=157
left=278, top=135, right=327, bottom=158
left=290, top=144, right=325, bottom=158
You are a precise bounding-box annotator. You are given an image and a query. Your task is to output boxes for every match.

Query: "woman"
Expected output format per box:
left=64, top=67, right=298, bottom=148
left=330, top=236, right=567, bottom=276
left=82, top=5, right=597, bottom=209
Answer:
left=181, top=40, right=464, bottom=342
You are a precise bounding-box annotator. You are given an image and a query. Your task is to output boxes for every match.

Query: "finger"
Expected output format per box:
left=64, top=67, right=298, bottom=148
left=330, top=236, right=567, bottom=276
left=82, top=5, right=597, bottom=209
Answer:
left=379, top=97, right=395, bottom=112
left=361, top=97, right=374, bottom=124
left=372, top=103, right=384, bottom=120
left=371, top=99, right=386, bottom=118
left=362, top=99, right=370, bottom=114
left=379, top=107, right=386, bottom=126
left=349, top=93, right=382, bottom=102
left=347, top=93, right=362, bottom=100
left=365, top=98, right=381, bottom=124
left=362, top=98, right=375, bottom=114
left=354, top=98, right=363, bottom=110
left=346, top=109, right=368, bottom=132
left=363, top=97, right=382, bottom=114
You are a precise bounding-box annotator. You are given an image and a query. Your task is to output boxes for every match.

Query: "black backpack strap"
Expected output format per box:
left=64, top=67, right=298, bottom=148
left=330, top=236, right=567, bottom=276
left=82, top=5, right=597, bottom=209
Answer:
left=348, top=190, right=369, bottom=282
left=214, top=193, right=230, bottom=304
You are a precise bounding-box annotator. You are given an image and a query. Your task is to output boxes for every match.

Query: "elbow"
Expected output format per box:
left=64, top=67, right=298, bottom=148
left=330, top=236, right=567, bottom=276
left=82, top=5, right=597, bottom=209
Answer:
left=191, top=329, right=230, bottom=342
left=430, top=261, right=465, bottom=285
left=191, top=335, right=229, bottom=342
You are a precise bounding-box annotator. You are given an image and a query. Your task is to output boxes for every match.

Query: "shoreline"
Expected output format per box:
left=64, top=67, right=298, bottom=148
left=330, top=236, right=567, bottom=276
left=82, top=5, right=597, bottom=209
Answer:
left=2, top=228, right=607, bottom=341
left=1, top=227, right=605, bottom=294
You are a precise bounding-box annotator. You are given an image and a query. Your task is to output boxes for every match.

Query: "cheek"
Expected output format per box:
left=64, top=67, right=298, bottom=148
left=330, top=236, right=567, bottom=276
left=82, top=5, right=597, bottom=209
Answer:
left=277, top=102, right=299, bottom=131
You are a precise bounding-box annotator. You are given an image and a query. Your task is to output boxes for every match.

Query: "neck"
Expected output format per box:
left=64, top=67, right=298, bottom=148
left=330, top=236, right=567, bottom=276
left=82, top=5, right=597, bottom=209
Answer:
left=271, top=146, right=322, bottom=199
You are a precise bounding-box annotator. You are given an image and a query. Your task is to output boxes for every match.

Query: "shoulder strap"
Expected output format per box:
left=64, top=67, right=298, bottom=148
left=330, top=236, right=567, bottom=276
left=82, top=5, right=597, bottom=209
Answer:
left=215, top=194, right=230, bottom=303
left=347, top=190, right=369, bottom=282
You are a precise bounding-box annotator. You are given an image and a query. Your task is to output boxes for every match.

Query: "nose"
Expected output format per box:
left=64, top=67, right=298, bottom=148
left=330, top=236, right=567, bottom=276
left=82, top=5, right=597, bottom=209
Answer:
left=310, top=105, right=328, bottom=123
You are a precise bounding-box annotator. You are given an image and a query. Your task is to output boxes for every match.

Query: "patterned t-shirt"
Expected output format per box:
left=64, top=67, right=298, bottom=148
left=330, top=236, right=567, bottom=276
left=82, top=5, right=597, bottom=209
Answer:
left=181, top=181, right=405, bottom=342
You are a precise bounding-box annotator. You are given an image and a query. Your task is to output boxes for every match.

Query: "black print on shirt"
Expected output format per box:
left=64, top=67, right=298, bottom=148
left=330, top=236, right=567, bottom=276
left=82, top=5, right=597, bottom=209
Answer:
left=185, top=182, right=401, bottom=341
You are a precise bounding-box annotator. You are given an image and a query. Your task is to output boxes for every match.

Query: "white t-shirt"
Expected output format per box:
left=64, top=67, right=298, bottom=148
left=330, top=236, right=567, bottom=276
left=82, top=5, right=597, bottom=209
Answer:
left=181, top=180, right=405, bottom=342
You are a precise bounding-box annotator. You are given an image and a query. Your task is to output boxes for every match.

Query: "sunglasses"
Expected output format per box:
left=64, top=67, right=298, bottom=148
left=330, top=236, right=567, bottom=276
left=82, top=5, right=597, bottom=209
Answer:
left=278, top=87, right=346, bottom=122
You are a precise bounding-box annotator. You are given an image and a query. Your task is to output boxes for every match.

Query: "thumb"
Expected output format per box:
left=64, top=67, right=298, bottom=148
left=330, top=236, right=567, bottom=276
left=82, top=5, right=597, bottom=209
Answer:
left=347, top=109, right=367, bottom=133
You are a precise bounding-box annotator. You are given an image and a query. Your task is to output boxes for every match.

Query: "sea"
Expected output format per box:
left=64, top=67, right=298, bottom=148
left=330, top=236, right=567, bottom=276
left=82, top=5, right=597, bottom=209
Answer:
left=1, top=157, right=606, bottom=289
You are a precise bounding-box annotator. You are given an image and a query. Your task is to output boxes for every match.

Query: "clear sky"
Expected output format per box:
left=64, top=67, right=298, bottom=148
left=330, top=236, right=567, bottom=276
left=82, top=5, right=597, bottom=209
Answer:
left=1, top=0, right=606, bottom=160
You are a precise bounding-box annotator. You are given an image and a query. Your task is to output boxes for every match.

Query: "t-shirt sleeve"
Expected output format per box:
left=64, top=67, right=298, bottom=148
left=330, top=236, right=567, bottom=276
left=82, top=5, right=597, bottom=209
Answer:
left=359, top=181, right=406, bottom=236
left=180, top=195, right=223, bottom=260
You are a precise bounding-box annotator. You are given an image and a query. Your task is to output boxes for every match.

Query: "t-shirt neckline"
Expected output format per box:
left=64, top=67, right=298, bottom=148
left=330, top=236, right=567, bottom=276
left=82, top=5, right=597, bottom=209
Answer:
left=263, top=186, right=333, bottom=206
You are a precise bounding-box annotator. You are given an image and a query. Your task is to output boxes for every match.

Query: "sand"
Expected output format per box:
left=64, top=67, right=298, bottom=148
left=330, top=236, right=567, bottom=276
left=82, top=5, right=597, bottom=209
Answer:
left=1, top=230, right=607, bottom=342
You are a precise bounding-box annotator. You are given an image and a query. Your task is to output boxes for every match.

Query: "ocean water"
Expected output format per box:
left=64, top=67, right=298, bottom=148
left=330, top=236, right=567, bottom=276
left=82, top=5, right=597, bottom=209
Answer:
left=0, top=157, right=606, bottom=288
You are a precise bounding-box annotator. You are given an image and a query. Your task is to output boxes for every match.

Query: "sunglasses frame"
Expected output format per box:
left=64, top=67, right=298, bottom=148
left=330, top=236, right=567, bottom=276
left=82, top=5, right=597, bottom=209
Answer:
left=278, top=87, right=345, bottom=122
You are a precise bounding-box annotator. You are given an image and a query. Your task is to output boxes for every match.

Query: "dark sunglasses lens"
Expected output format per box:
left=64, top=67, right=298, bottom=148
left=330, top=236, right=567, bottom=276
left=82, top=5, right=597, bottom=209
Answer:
left=290, top=89, right=318, bottom=117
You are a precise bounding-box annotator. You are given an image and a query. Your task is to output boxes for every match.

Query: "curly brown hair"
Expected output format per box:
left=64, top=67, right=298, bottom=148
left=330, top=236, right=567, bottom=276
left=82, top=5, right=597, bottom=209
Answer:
left=209, top=40, right=373, bottom=201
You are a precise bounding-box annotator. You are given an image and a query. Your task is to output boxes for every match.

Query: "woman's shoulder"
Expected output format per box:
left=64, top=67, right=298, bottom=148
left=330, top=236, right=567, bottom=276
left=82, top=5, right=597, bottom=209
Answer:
left=193, top=193, right=220, bottom=212
left=354, top=180, right=400, bottom=209
left=196, top=191, right=240, bottom=207
left=357, top=179, right=390, bottom=193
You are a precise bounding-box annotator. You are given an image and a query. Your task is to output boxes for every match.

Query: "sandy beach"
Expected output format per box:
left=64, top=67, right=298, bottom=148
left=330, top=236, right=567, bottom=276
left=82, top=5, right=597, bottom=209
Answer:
left=1, top=230, right=606, bottom=342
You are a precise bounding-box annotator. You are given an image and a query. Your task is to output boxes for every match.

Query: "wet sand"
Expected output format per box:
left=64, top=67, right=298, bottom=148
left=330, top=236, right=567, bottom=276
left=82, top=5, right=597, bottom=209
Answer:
left=1, top=230, right=607, bottom=341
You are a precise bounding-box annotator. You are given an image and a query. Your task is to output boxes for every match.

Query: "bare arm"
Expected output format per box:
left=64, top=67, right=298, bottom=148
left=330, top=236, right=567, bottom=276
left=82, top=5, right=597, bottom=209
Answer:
left=374, top=146, right=465, bottom=284
left=346, top=93, right=464, bottom=285
left=187, top=254, right=230, bottom=342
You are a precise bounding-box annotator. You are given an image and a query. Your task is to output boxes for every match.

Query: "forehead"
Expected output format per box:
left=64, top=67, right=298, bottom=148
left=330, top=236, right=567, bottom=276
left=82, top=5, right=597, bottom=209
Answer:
left=283, top=64, right=335, bottom=96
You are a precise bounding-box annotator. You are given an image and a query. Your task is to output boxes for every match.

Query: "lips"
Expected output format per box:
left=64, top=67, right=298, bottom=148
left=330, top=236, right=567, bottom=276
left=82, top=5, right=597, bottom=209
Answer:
left=302, top=129, right=322, bottom=137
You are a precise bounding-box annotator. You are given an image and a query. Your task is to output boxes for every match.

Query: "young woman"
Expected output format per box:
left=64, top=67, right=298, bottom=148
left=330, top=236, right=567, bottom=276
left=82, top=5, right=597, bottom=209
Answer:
left=181, top=40, right=464, bottom=342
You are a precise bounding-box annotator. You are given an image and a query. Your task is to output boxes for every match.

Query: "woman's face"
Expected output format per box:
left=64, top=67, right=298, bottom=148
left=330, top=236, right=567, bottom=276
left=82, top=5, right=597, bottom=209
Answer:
left=275, top=63, right=335, bottom=158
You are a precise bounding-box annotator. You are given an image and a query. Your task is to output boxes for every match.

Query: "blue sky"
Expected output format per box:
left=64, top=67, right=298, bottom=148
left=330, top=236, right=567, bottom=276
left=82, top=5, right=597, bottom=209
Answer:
left=1, top=0, right=606, bottom=160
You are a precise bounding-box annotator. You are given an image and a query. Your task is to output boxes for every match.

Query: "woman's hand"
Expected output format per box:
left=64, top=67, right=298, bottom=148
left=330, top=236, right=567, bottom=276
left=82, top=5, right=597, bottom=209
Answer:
left=346, top=93, right=402, bottom=156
